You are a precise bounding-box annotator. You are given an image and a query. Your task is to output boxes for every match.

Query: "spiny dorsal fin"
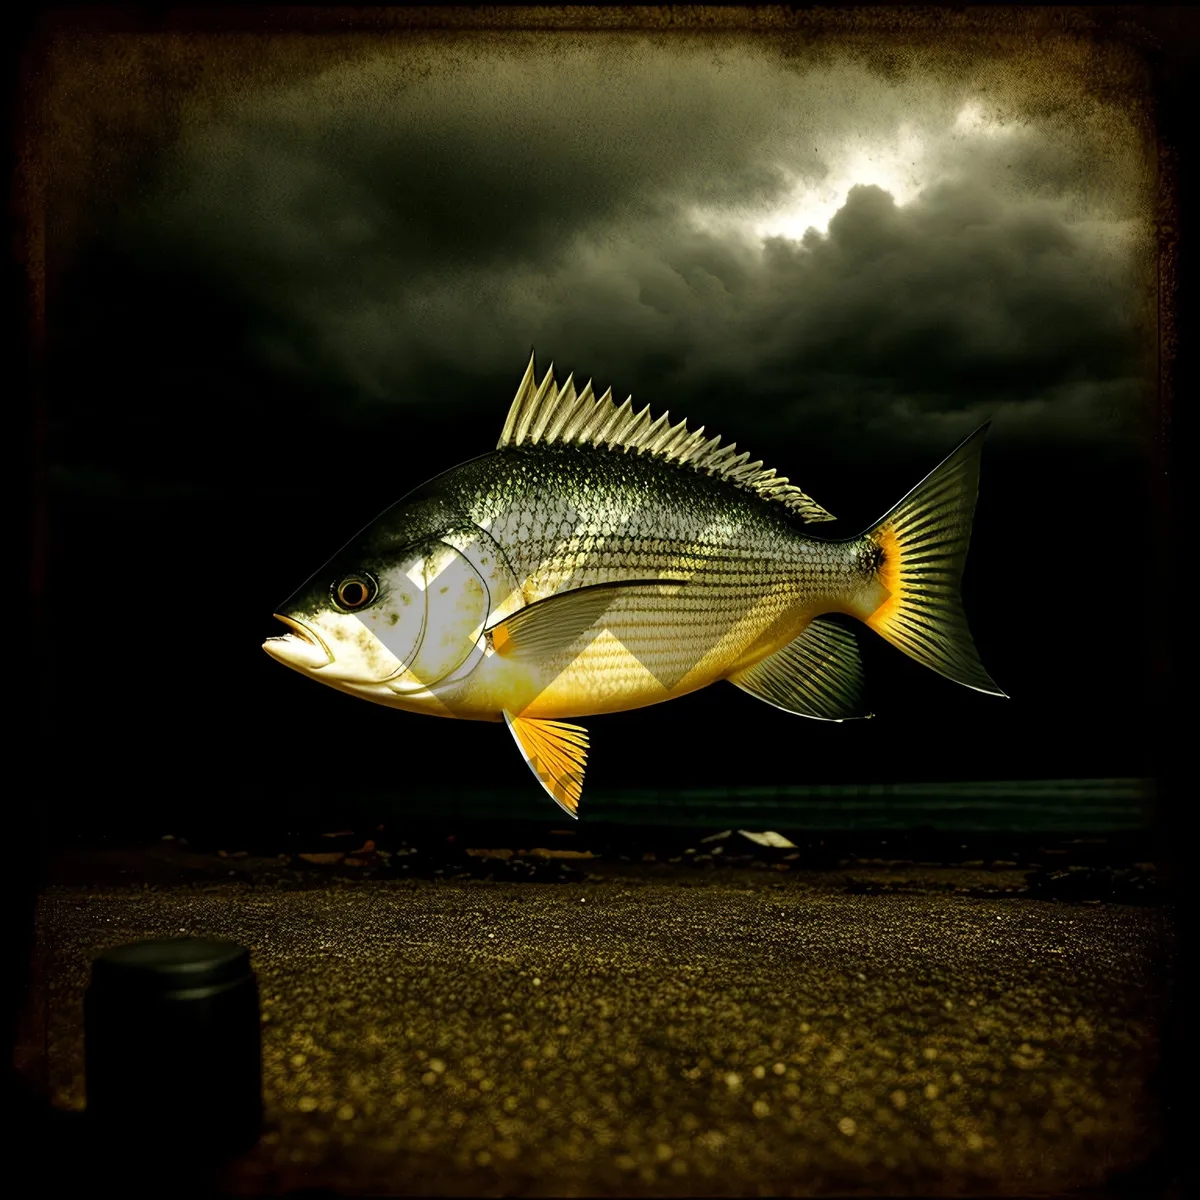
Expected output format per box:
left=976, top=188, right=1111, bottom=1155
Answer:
left=497, top=352, right=836, bottom=524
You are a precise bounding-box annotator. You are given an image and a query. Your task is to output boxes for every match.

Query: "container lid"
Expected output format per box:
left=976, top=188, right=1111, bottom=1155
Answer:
left=90, top=937, right=251, bottom=994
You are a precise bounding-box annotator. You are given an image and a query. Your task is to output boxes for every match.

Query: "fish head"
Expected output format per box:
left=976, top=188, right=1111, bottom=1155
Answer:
left=264, top=513, right=502, bottom=700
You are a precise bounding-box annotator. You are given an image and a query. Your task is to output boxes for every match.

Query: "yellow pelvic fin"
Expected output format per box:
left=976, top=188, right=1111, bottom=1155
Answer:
left=503, top=710, right=589, bottom=818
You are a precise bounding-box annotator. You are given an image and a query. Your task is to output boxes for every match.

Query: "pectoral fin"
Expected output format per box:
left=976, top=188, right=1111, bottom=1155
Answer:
left=503, top=710, right=589, bottom=818
left=489, top=580, right=669, bottom=662
left=728, top=617, right=871, bottom=721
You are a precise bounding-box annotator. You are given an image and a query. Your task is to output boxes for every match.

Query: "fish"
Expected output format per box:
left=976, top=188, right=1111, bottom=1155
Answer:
left=264, top=352, right=1005, bottom=816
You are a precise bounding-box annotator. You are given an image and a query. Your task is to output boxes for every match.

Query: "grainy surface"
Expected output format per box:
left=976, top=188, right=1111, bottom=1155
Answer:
left=28, top=867, right=1171, bottom=1197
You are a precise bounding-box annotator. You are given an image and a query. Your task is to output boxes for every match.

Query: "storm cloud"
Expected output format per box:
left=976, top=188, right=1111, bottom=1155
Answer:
left=105, top=37, right=1155, bottom=459
left=37, top=24, right=1168, bottom=806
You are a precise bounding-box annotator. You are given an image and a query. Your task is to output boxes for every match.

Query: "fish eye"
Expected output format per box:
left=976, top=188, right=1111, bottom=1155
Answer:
left=331, top=572, right=378, bottom=613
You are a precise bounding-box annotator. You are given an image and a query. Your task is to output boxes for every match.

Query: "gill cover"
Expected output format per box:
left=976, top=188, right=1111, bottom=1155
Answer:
left=385, top=525, right=523, bottom=695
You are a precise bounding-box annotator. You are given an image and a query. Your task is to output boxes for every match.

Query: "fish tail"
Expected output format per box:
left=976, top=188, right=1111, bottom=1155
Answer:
left=857, top=424, right=1007, bottom=697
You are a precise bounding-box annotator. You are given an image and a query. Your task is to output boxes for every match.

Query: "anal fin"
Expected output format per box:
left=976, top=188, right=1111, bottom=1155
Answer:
left=728, top=617, right=871, bottom=722
left=503, top=710, right=589, bottom=818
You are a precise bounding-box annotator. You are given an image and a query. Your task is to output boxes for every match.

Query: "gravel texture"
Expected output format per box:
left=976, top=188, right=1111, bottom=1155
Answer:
left=22, top=853, right=1172, bottom=1197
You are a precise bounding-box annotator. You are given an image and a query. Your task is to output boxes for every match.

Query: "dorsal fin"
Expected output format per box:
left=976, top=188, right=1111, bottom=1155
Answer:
left=496, top=352, right=836, bottom=524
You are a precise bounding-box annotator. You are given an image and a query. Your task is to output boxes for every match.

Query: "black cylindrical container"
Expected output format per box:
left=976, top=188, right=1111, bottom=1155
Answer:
left=84, top=937, right=262, bottom=1157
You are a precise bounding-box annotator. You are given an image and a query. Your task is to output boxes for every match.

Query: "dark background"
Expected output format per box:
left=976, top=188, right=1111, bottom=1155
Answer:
left=20, top=8, right=1177, bottom=841
left=8, top=13, right=1190, bottom=1194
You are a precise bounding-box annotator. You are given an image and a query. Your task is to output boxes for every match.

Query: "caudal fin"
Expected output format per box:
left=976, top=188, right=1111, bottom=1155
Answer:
left=861, top=425, right=1007, bottom=697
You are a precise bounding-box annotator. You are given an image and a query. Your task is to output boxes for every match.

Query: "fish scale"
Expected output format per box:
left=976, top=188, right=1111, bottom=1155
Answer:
left=399, top=442, right=859, bottom=718
left=458, top=444, right=846, bottom=607
left=264, top=353, right=1004, bottom=817
left=509, top=587, right=807, bottom=715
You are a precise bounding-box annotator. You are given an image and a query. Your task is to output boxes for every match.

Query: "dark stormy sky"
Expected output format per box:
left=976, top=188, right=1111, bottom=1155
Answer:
left=38, top=27, right=1165, bottom=835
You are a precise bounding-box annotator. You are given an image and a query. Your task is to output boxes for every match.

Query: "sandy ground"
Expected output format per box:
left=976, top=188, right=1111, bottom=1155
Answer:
left=17, top=849, right=1173, bottom=1197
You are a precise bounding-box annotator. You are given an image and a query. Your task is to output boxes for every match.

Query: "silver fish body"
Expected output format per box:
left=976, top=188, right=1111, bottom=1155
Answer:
left=415, top=444, right=882, bottom=718
left=264, top=355, right=1004, bottom=815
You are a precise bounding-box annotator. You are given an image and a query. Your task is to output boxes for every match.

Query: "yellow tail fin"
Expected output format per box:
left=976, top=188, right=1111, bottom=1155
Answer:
left=863, top=425, right=1006, bottom=697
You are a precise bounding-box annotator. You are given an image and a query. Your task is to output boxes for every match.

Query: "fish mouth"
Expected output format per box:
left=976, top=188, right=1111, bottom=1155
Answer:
left=263, top=613, right=334, bottom=669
